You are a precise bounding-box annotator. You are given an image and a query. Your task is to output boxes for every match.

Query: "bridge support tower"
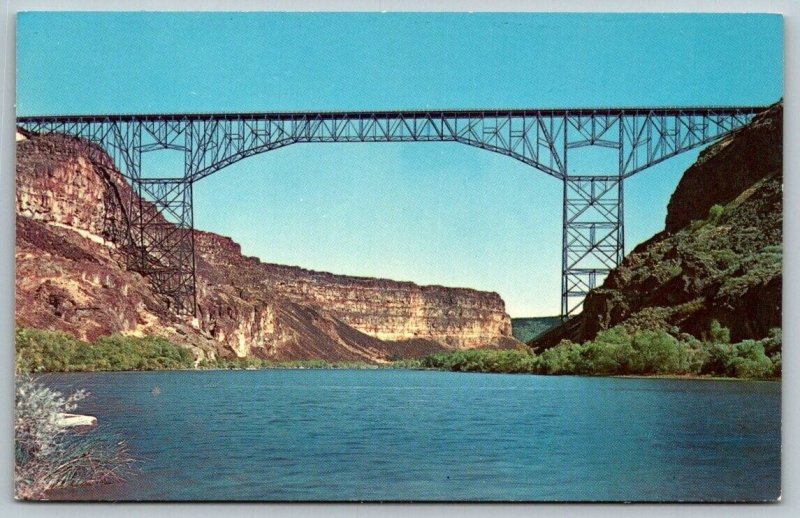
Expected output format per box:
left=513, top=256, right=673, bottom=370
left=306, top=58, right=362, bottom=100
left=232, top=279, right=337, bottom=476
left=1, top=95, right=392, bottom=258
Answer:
left=561, top=176, right=624, bottom=317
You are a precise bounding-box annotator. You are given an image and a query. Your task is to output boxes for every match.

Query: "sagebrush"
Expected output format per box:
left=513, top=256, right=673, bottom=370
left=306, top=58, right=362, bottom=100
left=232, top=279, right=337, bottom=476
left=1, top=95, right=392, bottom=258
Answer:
left=14, top=374, right=135, bottom=499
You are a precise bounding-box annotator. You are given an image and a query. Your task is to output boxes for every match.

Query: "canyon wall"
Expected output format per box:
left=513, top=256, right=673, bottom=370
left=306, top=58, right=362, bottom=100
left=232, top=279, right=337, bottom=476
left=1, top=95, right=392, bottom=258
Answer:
left=195, top=231, right=511, bottom=348
left=15, top=131, right=517, bottom=362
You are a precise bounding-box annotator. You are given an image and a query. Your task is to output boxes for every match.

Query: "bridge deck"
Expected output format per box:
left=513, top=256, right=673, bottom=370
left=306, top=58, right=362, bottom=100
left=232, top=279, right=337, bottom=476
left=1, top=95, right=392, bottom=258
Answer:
left=16, top=105, right=768, bottom=123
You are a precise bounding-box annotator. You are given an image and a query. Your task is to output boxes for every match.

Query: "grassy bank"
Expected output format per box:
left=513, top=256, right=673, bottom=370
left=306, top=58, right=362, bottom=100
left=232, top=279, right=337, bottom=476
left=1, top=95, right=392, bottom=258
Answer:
left=15, top=328, right=384, bottom=373
left=16, top=323, right=780, bottom=380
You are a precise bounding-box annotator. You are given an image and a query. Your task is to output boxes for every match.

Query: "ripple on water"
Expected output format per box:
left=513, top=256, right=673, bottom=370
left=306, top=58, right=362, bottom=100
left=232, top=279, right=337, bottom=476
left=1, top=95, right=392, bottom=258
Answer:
left=41, top=370, right=780, bottom=502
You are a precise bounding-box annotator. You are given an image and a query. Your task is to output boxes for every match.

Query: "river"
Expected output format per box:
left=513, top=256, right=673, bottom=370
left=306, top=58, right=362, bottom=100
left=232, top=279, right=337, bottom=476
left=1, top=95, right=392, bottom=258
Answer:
left=40, top=369, right=780, bottom=501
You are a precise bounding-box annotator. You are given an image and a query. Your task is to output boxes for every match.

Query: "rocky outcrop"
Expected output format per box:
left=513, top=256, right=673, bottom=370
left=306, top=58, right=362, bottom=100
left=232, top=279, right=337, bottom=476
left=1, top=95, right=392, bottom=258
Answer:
left=534, top=104, right=782, bottom=349
left=16, top=215, right=170, bottom=344
left=665, top=106, right=782, bottom=233
left=16, top=131, right=517, bottom=362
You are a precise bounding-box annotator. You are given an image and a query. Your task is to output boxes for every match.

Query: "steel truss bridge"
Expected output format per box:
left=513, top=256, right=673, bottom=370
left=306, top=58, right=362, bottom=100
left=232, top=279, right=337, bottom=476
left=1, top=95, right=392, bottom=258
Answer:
left=17, top=105, right=767, bottom=318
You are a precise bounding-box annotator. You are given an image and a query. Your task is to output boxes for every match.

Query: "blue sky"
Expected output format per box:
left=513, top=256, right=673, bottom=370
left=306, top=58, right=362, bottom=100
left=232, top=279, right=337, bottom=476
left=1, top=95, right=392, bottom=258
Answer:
left=16, top=13, right=783, bottom=317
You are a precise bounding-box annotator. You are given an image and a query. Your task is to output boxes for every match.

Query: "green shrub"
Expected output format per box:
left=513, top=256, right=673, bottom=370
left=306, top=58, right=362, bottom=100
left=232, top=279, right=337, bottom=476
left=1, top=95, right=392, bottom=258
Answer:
left=390, top=358, right=424, bottom=369
left=700, top=343, right=736, bottom=376
left=581, top=327, right=635, bottom=375
left=679, top=335, right=708, bottom=375
left=630, top=330, right=683, bottom=375
left=727, top=340, right=774, bottom=378
left=763, top=327, right=782, bottom=358
left=712, top=249, right=739, bottom=270
left=771, top=352, right=782, bottom=377
left=709, top=320, right=731, bottom=344
left=666, top=263, right=683, bottom=278
left=698, top=338, right=776, bottom=379
left=538, top=341, right=584, bottom=375
left=708, top=204, right=725, bottom=223
left=419, top=348, right=539, bottom=374
left=418, top=325, right=782, bottom=379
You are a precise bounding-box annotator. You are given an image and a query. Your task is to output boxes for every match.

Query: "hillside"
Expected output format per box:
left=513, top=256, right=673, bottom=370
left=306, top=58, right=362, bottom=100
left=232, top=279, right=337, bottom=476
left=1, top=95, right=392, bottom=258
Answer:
left=15, top=131, right=519, bottom=364
left=534, top=103, right=782, bottom=349
left=511, top=317, right=562, bottom=343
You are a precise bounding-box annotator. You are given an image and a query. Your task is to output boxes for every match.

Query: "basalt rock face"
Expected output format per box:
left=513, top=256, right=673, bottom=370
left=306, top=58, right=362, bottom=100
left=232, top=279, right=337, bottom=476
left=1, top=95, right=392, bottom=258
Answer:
left=15, top=131, right=517, bottom=362
left=16, top=133, right=129, bottom=239
left=16, top=133, right=162, bottom=343
left=191, top=231, right=515, bottom=360
left=665, top=106, right=783, bottom=233
left=195, top=231, right=512, bottom=349
left=533, top=104, right=782, bottom=349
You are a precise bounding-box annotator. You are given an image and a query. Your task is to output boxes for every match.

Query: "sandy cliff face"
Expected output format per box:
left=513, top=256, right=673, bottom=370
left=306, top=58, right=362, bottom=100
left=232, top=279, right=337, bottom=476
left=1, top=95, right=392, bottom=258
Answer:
left=15, top=131, right=517, bottom=362
left=533, top=104, right=782, bottom=349
left=195, top=231, right=512, bottom=349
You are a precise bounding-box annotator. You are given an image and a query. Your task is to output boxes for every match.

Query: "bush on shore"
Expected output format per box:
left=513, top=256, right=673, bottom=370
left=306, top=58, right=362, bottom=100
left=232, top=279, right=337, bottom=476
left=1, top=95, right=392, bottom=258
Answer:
left=421, top=348, right=540, bottom=374
left=417, top=322, right=781, bottom=379
left=14, top=371, right=135, bottom=499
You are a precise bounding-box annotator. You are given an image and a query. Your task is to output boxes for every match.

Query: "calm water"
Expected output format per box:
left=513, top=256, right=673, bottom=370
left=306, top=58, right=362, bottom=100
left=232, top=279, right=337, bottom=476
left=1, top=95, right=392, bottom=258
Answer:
left=40, top=369, right=780, bottom=502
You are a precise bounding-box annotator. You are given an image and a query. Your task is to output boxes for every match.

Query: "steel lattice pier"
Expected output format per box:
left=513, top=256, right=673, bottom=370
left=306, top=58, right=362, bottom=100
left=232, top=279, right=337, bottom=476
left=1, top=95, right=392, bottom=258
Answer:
left=17, top=106, right=767, bottom=318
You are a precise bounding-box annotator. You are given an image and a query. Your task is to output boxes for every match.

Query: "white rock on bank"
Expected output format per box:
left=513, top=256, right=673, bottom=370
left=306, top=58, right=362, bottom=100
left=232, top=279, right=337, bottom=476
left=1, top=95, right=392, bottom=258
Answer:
left=55, top=413, right=97, bottom=428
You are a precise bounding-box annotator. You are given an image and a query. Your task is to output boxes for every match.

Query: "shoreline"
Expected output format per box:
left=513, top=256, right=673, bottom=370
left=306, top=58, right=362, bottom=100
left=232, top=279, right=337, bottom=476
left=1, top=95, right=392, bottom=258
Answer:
left=611, top=373, right=781, bottom=382
left=29, top=365, right=780, bottom=382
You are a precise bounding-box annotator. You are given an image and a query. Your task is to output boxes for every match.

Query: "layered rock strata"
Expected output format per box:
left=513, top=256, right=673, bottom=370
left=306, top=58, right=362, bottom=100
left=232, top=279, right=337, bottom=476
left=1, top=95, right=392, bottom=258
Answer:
left=15, top=130, right=517, bottom=362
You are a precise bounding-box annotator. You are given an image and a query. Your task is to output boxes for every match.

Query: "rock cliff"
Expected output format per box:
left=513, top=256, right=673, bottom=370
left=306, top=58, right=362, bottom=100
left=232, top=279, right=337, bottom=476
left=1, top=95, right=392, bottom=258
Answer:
left=15, top=131, right=517, bottom=363
left=534, top=103, right=782, bottom=349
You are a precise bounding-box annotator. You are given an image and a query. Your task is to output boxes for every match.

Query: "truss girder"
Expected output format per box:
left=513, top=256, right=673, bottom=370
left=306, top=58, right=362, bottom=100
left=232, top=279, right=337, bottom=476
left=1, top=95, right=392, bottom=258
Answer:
left=16, top=106, right=766, bottom=318
left=619, top=110, right=755, bottom=177
left=20, top=107, right=760, bottom=182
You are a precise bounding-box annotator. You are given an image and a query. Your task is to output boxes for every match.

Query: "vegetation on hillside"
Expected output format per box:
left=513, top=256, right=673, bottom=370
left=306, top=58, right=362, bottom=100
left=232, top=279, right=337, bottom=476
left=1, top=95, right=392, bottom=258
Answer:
left=511, top=316, right=562, bottom=343
left=537, top=147, right=782, bottom=350
left=419, top=322, right=781, bottom=379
